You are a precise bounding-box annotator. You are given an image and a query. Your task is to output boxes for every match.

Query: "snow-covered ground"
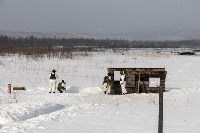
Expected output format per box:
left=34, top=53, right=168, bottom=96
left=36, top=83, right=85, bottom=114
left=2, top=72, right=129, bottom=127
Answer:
left=1, top=49, right=200, bottom=133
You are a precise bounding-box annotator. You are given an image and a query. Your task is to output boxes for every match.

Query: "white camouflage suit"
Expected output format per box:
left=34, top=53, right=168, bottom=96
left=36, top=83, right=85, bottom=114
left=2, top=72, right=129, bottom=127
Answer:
left=103, top=76, right=111, bottom=94
left=49, top=71, right=59, bottom=93
left=120, top=74, right=127, bottom=94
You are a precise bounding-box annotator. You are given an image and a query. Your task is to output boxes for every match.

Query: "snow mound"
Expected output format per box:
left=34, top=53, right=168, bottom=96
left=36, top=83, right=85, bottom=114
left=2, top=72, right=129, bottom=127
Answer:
left=66, top=86, right=102, bottom=94
left=80, top=87, right=103, bottom=94
left=66, top=86, right=81, bottom=93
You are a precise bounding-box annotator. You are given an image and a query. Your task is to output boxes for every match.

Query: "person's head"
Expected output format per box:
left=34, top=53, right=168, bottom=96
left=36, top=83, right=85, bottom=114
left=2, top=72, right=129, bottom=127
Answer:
left=52, top=69, right=56, bottom=73
left=107, top=73, right=111, bottom=76
left=120, top=71, right=124, bottom=75
left=62, top=80, right=66, bottom=84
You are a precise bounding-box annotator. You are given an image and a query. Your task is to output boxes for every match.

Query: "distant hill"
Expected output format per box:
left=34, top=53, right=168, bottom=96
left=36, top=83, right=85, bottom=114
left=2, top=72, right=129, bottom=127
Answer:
left=0, top=31, right=97, bottom=39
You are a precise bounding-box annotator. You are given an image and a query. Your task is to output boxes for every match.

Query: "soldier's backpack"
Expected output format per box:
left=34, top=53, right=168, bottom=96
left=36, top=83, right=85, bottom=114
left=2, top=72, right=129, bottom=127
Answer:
left=50, top=73, right=56, bottom=79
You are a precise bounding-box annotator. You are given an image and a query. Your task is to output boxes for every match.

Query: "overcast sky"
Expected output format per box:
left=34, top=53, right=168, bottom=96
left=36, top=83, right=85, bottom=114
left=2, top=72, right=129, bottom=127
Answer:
left=0, top=0, right=200, bottom=35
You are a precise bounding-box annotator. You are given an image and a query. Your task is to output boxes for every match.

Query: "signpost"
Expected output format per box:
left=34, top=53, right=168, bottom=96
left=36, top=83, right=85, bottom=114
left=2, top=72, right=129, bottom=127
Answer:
left=158, top=86, right=163, bottom=133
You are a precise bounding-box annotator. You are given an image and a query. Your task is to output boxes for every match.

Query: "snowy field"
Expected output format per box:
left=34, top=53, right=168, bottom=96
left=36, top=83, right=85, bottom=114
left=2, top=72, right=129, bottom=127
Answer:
left=0, top=49, right=200, bottom=133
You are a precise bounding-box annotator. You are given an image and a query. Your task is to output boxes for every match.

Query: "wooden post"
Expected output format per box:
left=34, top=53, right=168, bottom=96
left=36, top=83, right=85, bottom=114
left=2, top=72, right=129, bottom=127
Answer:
left=137, top=71, right=141, bottom=93
left=158, top=86, right=163, bottom=133
left=8, top=84, right=11, bottom=93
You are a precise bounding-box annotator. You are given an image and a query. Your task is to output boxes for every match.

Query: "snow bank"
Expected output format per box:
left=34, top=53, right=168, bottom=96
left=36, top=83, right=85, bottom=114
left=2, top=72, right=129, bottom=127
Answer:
left=66, top=86, right=102, bottom=94
left=66, top=86, right=81, bottom=93
left=79, top=87, right=103, bottom=93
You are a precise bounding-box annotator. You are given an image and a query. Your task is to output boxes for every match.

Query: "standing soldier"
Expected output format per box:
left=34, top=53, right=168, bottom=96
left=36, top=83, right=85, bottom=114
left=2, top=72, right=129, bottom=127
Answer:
left=103, top=73, right=111, bottom=94
left=120, top=71, right=127, bottom=95
left=49, top=69, right=58, bottom=93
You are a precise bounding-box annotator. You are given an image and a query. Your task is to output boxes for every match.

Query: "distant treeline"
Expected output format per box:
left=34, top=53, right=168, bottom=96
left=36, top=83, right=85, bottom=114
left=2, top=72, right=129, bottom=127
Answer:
left=0, top=35, right=200, bottom=49
left=0, top=35, right=200, bottom=59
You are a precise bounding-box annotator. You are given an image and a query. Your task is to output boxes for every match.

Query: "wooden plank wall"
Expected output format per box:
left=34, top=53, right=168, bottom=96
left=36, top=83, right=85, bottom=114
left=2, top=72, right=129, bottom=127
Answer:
left=107, top=68, right=167, bottom=94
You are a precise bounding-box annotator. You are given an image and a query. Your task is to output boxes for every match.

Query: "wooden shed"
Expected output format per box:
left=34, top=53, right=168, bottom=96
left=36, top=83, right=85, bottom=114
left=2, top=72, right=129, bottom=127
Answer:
left=107, top=68, right=167, bottom=94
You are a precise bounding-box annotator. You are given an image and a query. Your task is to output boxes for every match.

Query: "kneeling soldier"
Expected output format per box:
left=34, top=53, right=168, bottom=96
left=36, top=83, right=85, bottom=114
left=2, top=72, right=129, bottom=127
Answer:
left=57, top=80, right=66, bottom=93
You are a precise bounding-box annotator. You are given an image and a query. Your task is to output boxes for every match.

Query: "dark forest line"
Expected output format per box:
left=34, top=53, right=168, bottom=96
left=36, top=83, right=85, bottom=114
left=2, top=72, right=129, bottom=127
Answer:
left=1, top=35, right=200, bottom=49
left=0, top=35, right=200, bottom=59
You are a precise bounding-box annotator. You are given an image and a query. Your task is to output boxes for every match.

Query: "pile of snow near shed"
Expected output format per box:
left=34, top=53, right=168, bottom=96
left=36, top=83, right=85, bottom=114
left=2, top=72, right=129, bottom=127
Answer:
left=1, top=49, right=200, bottom=133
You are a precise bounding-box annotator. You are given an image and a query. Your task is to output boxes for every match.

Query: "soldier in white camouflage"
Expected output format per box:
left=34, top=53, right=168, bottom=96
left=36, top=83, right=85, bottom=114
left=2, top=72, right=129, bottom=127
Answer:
left=120, top=71, right=127, bottom=95
left=49, top=69, right=58, bottom=93
left=102, top=73, right=111, bottom=94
